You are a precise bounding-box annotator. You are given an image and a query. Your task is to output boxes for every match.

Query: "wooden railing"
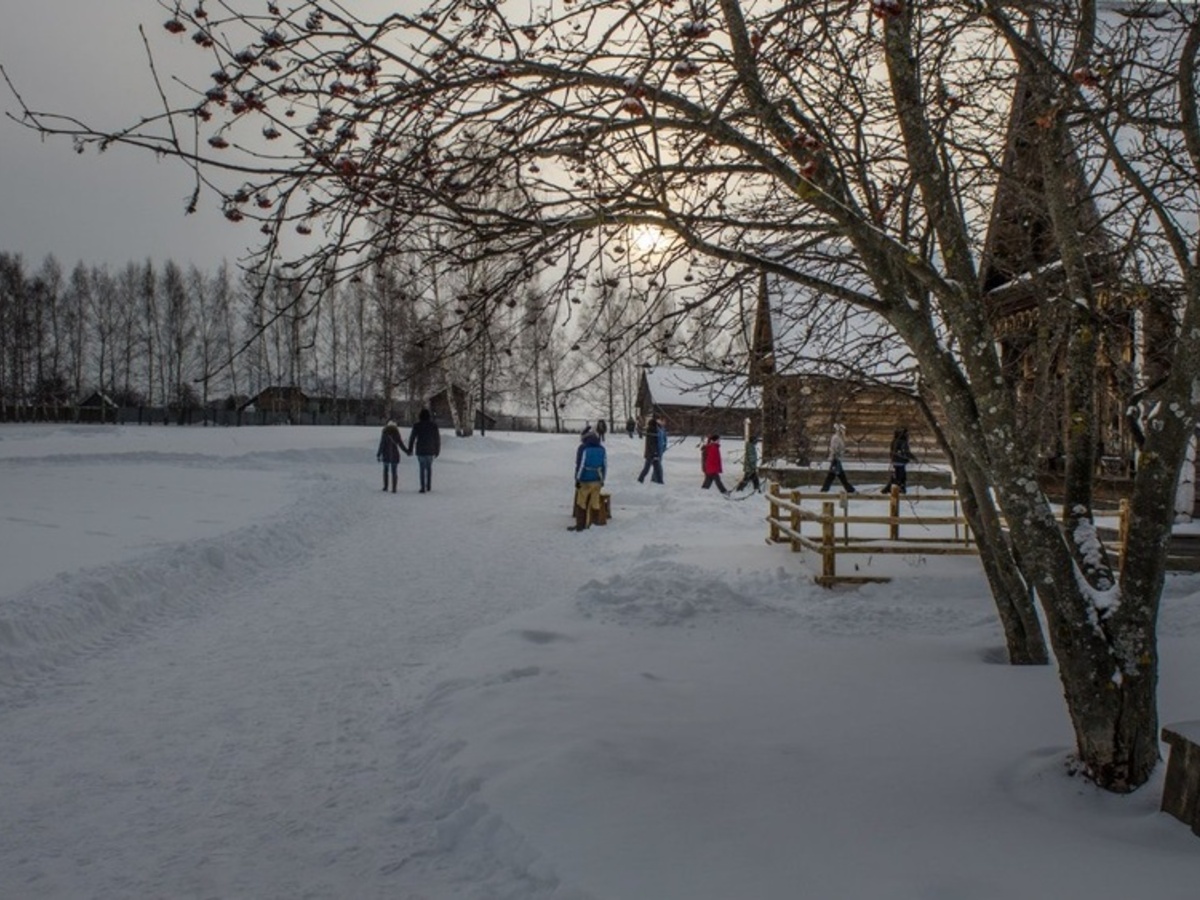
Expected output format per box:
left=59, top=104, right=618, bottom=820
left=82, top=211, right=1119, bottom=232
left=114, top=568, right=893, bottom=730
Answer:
left=767, top=485, right=1131, bottom=586
left=765, top=484, right=980, bottom=586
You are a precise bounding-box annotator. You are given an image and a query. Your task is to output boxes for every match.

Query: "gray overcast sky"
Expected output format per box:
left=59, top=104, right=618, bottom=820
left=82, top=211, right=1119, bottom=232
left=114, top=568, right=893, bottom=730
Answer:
left=0, top=1, right=280, bottom=272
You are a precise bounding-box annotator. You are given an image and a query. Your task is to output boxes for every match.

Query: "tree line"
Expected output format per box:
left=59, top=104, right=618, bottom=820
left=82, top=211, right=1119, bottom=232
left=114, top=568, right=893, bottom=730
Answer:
left=0, top=248, right=720, bottom=428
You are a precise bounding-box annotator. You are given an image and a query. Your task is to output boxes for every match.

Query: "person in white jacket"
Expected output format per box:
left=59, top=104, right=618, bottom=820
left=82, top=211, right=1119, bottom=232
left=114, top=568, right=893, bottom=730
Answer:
left=819, top=423, right=856, bottom=493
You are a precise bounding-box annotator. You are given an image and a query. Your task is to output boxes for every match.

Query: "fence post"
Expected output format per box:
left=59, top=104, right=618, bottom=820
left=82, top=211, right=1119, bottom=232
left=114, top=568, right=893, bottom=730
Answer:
left=822, top=500, right=836, bottom=581
left=889, top=485, right=900, bottom=541
left=768, top=483, right=781, bottom=543
left=790, top=489, right=802, bottom=551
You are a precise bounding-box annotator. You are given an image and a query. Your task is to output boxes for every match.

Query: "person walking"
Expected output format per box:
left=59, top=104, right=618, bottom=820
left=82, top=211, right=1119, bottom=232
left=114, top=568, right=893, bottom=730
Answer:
left=376, top=420, right=407, bottom=493
left=700, top=434, right=730, bottom=494
left=881, top=426, right=914, bottom=494
left=820, top=422, right=856, bottom=493
left=571, top=431, right=608, bottom=530
left=734, top=434, right=761, bottom=493
left=637, top=415, right=664, bottom=484
left=408, top=408, right=441, bottom=493
left=625, top=417, right=637, bottom=439
left=595, top=418, right=608, bottom=442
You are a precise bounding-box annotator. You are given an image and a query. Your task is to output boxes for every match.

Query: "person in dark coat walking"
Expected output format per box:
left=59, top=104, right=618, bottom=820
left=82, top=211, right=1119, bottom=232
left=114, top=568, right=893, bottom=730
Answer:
left=637, top=415, right=664, bottom=484
left=700, top=434, right=729, bottom=494
left=819, top=423, right=856, bottom=493
left=376, top=420, right=408, bottom=493
left=408, top=409, right=441, bottom=493
left=734, top=434, right=761, bottom=493
left=881, top=427, right=915, bottom=494
left=595, top=418, right=608, bottom=442
left=626, top=417, right=637, bottom=439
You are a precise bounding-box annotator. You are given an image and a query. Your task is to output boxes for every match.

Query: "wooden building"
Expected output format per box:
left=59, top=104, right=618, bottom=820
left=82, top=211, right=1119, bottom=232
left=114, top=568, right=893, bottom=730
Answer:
left=428, top=384, right=472, bottom=436
left=636, top=366, right=759, bottom=438
left=241, top=386, right=310, bottom=419
left=748, top=271, right=945, bottom=472
left=749, top=29, right=1184, bottom=499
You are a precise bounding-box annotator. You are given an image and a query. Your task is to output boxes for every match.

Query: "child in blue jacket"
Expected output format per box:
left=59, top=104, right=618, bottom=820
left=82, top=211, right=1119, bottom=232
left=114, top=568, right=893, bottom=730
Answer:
left=572, top=432, right=608, bottom=530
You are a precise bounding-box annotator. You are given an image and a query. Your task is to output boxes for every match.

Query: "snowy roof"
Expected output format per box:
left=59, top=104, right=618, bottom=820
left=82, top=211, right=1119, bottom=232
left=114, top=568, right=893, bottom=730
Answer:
left=79, top=391, right=118, bottom=408
left=763, top=252, right=916, bottom=386
left=642, top=366, right=759, bottom=409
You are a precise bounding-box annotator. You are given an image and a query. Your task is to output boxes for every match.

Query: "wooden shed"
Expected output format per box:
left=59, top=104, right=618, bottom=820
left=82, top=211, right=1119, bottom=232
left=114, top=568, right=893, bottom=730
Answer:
left=636, top=366, right=759, bottom=438
left=748, top=269, right=946, bottom=471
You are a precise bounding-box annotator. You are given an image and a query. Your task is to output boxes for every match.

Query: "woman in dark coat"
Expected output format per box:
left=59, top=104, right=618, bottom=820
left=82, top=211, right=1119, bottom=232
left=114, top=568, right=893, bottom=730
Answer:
left=637, top=416, right=664, bottom=484
left=376, top=420, right=407, bottom=492
left=881, top=427, right=914, bottom=494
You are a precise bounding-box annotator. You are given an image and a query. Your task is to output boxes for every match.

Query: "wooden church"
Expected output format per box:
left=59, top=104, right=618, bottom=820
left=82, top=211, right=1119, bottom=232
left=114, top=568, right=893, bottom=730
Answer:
left=748, top=53, right=1178, bottom=497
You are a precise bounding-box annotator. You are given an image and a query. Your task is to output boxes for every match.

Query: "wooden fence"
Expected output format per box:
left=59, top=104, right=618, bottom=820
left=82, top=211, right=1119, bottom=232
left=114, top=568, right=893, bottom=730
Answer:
left=766, top=485, right=1141, bottom=586
left=765, top=484, right=983, bottom=586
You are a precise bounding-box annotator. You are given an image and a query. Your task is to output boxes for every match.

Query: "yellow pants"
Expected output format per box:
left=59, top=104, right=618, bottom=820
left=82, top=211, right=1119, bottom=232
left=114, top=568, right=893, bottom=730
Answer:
left=573, top=482, right=605, bottom=528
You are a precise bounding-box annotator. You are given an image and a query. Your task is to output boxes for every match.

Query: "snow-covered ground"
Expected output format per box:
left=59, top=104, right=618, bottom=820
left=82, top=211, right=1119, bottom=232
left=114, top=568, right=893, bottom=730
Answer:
left=1, top=423, right=1198, bottom=899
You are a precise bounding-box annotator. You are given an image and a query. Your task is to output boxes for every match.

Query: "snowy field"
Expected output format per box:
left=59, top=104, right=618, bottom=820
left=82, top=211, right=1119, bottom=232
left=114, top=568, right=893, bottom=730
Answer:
left=1, top=423, right=1198, bottom=899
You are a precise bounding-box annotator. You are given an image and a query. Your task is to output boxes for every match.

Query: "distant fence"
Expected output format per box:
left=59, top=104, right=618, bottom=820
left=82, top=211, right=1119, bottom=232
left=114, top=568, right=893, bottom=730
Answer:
left=0, top=404, right=362, bottom=427
left=0, top=404, right=604, bottom=434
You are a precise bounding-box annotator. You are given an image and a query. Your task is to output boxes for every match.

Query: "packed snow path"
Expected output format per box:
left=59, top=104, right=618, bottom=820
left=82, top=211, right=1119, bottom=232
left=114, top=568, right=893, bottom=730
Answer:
left=0, top=430, right=605, bottom=898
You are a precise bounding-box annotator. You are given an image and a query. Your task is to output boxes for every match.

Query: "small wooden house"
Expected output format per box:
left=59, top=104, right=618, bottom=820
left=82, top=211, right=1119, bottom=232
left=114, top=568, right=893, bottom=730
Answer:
left=428, top=384, right=471, bottom=436
left=636, top=365, right=759, bottom=438
left=241, top=386, right=310, bottom=419
left=79, top=390, right=118, bottom=410
left=78, top=390, right=119, bottom=423
left=748, top=270, right=945, bottom=471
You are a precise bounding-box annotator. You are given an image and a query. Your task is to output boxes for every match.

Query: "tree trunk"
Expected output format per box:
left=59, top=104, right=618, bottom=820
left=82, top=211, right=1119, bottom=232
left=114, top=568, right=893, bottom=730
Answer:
left=957, top=462, right=1049, bottom=666
left=985, top=436, right=1161, bottom=791
left=917, top=393, right=1048, bottom=665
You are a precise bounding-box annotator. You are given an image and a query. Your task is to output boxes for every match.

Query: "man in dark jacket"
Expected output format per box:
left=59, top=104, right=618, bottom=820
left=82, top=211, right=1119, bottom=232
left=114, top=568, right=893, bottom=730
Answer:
left=408, top=409, right=441, bottom=493
left=637, top=415, right=664, bottom=484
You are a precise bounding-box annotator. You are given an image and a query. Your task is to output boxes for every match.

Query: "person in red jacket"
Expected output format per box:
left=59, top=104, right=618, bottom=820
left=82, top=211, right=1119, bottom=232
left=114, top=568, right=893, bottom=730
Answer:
left=700, top=434, right=729, bottom=495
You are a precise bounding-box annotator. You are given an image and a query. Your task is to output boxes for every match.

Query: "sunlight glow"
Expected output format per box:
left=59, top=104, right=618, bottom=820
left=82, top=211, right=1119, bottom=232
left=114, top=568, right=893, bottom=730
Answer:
left=631, top=224, right=669, bottom=255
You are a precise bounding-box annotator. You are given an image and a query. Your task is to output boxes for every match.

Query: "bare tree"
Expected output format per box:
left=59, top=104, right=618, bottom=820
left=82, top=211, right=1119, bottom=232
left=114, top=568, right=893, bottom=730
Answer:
left=0, top=254, right=29, bottom=410
left=63, top=262, right=91, bottom=408
left=138, top=260, right=164, bottom=408
left=370, top=258, right=408, bottom=419
left=114, top=262, right=145, bottom=404
left=211, top=261, right=241, bottom=408
left=88, top=265, right=119, bottom=413
left=26, top=256, right=66, bottom=411
left=160, top=260, right=196, bottom=417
